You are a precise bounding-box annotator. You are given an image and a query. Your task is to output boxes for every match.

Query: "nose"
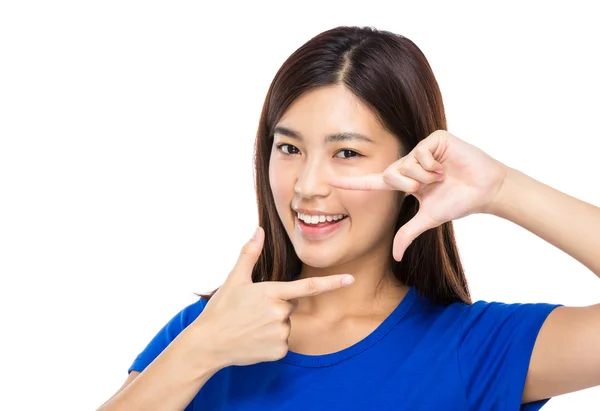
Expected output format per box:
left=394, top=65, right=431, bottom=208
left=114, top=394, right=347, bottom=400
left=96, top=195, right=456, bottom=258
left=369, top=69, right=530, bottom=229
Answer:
left=294, top=158, right=332, bottom=199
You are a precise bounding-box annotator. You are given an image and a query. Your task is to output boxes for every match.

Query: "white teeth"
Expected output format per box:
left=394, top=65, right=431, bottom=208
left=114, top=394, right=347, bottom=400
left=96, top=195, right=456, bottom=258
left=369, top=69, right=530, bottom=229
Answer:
left=297, top=212, right=347, bottom=225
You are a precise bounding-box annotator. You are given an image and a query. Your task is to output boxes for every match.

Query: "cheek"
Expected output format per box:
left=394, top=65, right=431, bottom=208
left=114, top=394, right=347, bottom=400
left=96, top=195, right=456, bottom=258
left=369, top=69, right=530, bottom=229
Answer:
left=269, top=162, right=294, bottom=210
left=341, top=189, right=399, bottom=223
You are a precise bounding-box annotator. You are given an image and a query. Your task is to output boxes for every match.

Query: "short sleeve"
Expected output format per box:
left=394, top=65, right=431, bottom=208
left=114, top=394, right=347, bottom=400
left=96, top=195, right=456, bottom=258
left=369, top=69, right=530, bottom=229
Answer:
left=457, top=300, right=563, bottom=411
left=128, top=297, right=208, bottom=374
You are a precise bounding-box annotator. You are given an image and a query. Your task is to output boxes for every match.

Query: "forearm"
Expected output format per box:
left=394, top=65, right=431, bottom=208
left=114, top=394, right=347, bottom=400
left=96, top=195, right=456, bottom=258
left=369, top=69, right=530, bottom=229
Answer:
left=487, top=166, right=600, bottom=277
left=98, top=323, right=221, bottom=411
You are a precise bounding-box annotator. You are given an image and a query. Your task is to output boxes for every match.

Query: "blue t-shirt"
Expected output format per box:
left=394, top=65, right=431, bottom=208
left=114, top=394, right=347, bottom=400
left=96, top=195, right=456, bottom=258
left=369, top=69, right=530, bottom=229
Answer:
left=128, top=286, right=562, bottom=410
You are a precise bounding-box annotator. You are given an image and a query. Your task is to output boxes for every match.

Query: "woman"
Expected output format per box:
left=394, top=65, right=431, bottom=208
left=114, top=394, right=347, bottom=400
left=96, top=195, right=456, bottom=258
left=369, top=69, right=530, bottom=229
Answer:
left=98, top=26, right=600, bottom=410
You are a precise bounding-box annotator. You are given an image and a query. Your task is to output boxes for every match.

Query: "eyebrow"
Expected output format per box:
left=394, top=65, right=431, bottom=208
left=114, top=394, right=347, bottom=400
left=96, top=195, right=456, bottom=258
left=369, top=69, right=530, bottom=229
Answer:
left=273, top=126, right=375, bottom=144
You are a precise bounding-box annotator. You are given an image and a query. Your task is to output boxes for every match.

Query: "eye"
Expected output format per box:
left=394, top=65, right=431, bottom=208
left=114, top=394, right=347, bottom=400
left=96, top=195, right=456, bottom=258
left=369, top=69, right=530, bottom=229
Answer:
left=334, top=149, right=362, bottom=159
left=275, top=143, right=300, bottom=155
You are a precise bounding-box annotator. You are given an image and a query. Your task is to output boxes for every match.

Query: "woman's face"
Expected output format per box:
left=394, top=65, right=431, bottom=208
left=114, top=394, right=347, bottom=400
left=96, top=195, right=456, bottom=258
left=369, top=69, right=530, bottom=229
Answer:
left=269, top=84, right=403, bottom=269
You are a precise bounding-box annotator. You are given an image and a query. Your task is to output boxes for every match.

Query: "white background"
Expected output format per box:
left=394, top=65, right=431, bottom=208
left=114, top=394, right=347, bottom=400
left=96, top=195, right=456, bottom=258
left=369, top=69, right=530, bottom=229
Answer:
left=1, top=1, right=599, bottom=409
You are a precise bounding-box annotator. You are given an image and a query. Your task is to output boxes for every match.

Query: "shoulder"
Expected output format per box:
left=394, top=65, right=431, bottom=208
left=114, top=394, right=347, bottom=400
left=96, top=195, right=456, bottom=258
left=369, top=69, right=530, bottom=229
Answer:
left=144, top=296, right=210, bottom=342
left=127, top=296, right=210, bottom=374
left=423, top=293, right=562, bottom=324
left=411, top=293, right=561, bottom=360
left=180, top=296, right=209, bottom=322
left=448, top=298, right=562, bottom=409
left=460, top=298, right=560, bottom=326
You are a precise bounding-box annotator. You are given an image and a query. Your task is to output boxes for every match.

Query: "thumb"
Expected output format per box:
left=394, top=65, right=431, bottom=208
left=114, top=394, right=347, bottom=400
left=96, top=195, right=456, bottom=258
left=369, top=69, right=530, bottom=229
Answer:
left=392, top=213, right=436, bottom=261
left=225, top=226, right=264, bottom=286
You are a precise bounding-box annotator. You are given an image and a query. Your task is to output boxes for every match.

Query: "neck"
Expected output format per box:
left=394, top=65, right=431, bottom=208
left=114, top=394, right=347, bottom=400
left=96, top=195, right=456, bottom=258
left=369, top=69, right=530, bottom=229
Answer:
left=295, top=250, right=408, bottom=321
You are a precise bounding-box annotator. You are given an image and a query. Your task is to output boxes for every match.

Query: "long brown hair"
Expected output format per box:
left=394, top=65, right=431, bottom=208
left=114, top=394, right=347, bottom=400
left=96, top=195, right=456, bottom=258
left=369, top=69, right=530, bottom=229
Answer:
left=198, top=25, right=471, bottom=306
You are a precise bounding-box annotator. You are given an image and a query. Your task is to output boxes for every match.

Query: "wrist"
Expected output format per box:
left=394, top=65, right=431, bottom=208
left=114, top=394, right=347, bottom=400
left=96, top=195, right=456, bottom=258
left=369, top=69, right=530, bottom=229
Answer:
left=184, top=318, right=227, bottom=375
left=484, top=165, right=518, bottom=217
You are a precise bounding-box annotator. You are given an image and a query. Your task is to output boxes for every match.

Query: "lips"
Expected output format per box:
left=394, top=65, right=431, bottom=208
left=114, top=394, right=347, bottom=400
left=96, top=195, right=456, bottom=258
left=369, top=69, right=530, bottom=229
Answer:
left=294, top=212, right=348, bottom=240
left=299, top=215, right=348, bottom=226
left=293, top=207, right=348, bottom=217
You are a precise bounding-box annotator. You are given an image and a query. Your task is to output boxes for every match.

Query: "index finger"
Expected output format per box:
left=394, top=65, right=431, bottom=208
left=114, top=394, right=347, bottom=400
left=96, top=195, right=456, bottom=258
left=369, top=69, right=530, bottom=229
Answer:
left=328, top=173, right=393, bottom=191
left=271, top=274, right=354, bottom=300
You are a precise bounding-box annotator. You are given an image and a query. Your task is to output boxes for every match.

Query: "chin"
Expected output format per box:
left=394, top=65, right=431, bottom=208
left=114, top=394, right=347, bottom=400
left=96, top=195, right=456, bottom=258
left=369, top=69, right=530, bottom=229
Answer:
left=280, top=213, right=354, bottom=268
left=297, top=253, right=338, bottom=268
left=291, top=240, right=347, bottom=269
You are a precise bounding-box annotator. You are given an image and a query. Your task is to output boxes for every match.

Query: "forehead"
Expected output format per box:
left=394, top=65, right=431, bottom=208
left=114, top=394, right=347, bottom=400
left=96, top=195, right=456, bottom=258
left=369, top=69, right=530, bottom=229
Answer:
left=275, top=85, right=391, bottom=143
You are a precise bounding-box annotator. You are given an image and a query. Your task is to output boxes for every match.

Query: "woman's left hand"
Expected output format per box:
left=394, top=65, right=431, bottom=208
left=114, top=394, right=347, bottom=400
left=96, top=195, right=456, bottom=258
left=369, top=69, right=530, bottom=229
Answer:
left=329, top=130, right=509, bottom=261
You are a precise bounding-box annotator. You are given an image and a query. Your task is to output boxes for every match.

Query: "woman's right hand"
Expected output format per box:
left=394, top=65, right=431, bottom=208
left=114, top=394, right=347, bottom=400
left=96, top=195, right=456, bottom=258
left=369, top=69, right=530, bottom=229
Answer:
left=192, top=226, right=355, bottom=368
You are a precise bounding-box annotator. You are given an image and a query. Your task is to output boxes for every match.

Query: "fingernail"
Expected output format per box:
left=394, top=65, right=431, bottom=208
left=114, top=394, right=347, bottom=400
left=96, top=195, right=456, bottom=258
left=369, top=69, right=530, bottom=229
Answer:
left=341, top=276, right=355, bottom=285
left=252, top=227, right=260, bottom=240
left=435, top=168, right=444, bottom=174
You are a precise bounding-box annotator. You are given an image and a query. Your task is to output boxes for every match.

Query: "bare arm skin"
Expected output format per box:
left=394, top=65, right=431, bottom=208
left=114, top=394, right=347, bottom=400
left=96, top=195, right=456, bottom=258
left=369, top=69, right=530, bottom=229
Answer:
left=96, top=323, right=221, bottom=411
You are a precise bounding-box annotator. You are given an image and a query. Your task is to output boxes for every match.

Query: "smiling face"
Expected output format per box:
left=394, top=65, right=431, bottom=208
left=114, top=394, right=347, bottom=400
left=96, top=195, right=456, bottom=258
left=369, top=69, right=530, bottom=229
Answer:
left=269, top=84, right=405, bottom=271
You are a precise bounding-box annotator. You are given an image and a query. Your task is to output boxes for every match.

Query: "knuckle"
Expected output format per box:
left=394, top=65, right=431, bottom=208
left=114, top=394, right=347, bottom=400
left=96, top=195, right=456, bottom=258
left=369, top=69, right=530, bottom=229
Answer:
left=382, top=169, right=395, bottom=183
left=305, top=279, right=319, bottom=296
left=257, top=281, right=274, bottom=296
left=408, top=180, right=420, bottom=192
left=272, top=306, right=289, bottom=320
left=414, top=147, right=426, bottom=157
left=275, top=344, right=289, bottom=359
left=239, top=242, right=255, bottom=256
left=279, top=324, right=291, bottom=341
left=426, top=174, right=438, bottom=183
left=397, top=162, right=410, bottom=173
